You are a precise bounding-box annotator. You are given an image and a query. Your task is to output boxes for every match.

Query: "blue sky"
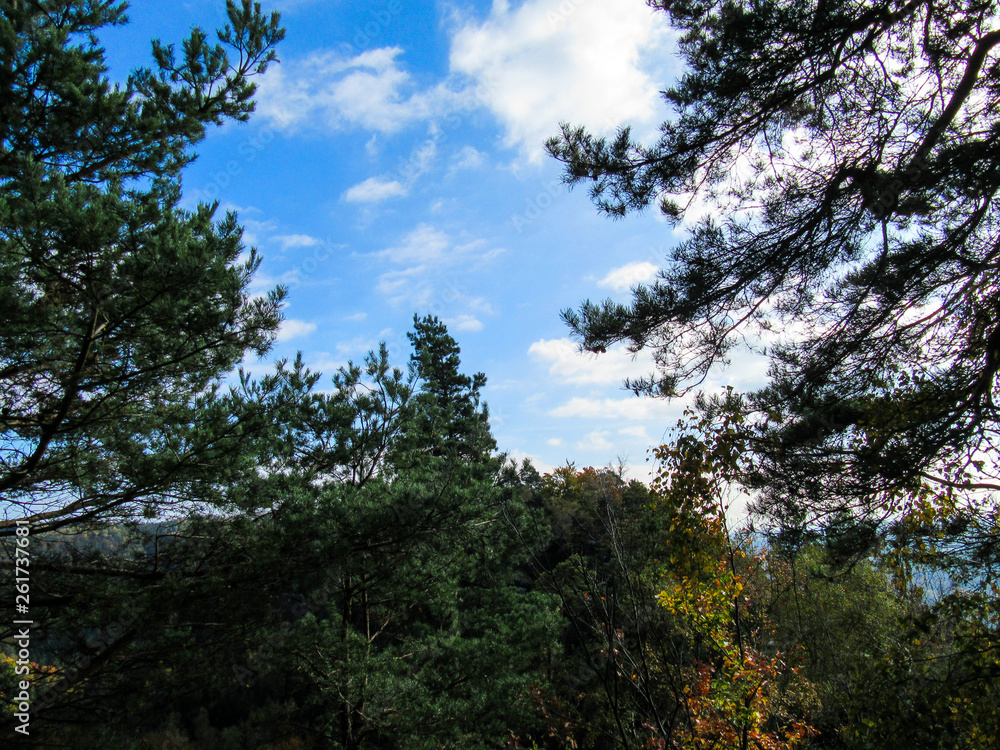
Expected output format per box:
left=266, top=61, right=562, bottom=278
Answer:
left=102, top=0, right=770, bottom=481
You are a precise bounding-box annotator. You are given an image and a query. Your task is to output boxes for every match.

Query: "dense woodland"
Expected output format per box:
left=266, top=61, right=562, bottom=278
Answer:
left=2, top=0, right=999, bottom=748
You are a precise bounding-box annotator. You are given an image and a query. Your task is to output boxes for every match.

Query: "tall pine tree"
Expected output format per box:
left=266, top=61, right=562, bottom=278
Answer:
left=0, top=1, right=285, bottom=743
left=0, top=0, right=285, bottom=533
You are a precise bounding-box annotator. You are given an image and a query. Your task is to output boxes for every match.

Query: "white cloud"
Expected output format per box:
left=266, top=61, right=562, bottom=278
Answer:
left=704, top=345, right=772, bottom=391
left=335, top=336, right=379, bottom=356
left=466, top=296, right=497, bottom=314
left=248, top=268, right=302, bottom=298
left=575, top=430, right=614, bottom=451
left=256, top=47, right=469, bottom=133
left=549, top=396, right=680, bottom=422
left=449, top=0, right=676, bottom=161
left=450, top=145, right=486, bottom=171
left=408, top=138, right=439, bottom=175
left=276, top=318, right=317, bottom=342
left=304, top=352, right=347, bottom=377
left=504, top=448, right=557, bottom=476
left=444, top=314, right=484, bottom=332
left=618, top=425, right=649, bottom=439
left=256, top=2, right=678, bottom=163
left=343, top=177, right=408, bottom=203
left=597, top=261, right=658, bottom=291
left=237, top=357, right=281, bottom=380
left=234, top=216, right=278, bottom=247
left=546, top=437, right=564, bottom=447
left=371, top=224, right=501, bottom=320
left=374, top=224, right=499, bottom=273
left=275, top=233, right=320, bottom=251
left=377, top=223, right=453, bottom=265
left=344, top=137, right=440, bottom=206
left=528, top=337, right=654, bottom=386
left=376, top=265, right=428, bottom=300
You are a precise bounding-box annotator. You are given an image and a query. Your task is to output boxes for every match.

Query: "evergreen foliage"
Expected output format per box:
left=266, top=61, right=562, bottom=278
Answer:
left=2, top=318, right=558, bottom=748
left=549, top=0, right=1000, bottom=533
left=0, top=0, right=285, bottom=533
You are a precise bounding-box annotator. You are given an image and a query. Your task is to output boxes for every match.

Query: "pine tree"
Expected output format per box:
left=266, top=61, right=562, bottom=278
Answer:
left=0, top=0, right=285, bottom=533
left=548, top=0, right=1000, bottom=554
left=401, top=314, right=496, bottom=463
left=274, top=319, right=554, bottom=749
left=0, top=1, right=284, bottom=742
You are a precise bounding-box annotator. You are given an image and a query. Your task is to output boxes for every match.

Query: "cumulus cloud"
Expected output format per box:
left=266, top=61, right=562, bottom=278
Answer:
left=449, top=0, right=676, bottom=161
left=597, top=261, right=659, bottom=291
left=256, top=0, right=678, bottom=165
left=256, top=1, right=677, bottom=166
